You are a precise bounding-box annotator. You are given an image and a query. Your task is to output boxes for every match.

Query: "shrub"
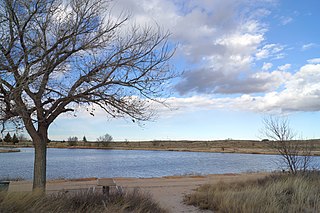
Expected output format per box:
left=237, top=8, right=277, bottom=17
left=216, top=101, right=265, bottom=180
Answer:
left=97, top=133, right=113, bottom=147
left=67, top=136, right=78, bottom=146
left=97, top=134, right=113, bottom=142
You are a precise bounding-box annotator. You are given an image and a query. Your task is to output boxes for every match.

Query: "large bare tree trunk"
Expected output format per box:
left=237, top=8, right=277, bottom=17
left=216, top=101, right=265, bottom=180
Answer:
left=33, top=140, right=47, bottom=192
left=31, top=126, right=48, bottom=192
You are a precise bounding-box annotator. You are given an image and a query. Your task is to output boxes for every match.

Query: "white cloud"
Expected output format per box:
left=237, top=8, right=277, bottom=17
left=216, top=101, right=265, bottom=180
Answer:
left=307, top=58, right=320, bottom=64
left=279, top=16, right=293, bottom=25
left=216, top=33, right=264, bottom=52
left=107, top=0, right=319, bottom=114
left=256, top=43, right=285, bottom=60
left=278, top=64, right=291, bottom=71
left=111, top=0, right=284, bottom=96
left=262, top=62, right=273, bottom=70
left=302, top=43, right=316, bottom=51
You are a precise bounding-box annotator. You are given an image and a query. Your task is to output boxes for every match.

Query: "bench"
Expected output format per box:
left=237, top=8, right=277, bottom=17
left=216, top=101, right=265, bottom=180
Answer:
left=97, top=178, right=116, bottom=196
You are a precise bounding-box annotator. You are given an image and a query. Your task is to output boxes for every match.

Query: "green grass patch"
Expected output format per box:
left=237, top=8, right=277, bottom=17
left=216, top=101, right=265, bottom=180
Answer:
left=0, top=188, right=167, bottom=213
left=185, top=172, right=320, bottom=212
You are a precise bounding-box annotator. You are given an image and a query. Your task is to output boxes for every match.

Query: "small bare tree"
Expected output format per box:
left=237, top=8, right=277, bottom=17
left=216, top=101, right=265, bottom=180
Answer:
left=0, top=0, right=174, bottom=191
left=261, top=116, right=312, bottom=174
left=97, top=133, right=113, bottom=147
left=97, top=133, right=113, bottom=143
left=67, top=136, right=78, bottom=146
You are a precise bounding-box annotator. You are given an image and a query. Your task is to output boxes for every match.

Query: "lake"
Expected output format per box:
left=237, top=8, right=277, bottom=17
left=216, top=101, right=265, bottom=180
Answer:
left=0, top=148, right=310, bottom=180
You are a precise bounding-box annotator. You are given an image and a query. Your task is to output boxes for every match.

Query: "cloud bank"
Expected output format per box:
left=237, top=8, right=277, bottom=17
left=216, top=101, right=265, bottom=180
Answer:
left=165, top=62, right=320, bottom=113
left=108, top=0, right=320, bottom=114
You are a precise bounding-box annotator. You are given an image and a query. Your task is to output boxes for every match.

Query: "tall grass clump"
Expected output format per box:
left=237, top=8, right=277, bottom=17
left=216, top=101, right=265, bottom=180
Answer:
left=0, top=188, right=166, bottom=213
left=185, top=172, right=320, bottom=213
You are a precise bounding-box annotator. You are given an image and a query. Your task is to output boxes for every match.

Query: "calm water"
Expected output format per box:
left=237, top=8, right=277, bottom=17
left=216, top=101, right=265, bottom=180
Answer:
left=0, top=148, right=305, bottom=180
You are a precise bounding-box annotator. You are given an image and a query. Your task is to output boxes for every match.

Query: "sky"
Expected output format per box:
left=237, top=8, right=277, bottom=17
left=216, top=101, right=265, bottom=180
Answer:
left=48, top=0, right=320, bottom=141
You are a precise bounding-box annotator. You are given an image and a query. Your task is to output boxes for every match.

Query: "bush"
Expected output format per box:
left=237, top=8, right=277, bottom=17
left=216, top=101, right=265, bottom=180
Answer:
left=67, top=136, right=78, bottom=146
left=97, top=134, right=113, bottom=143
left=185, top=172, right=320, bottom=212
left=0, top=188, right=166, bottom=213
left=97, top=133, right=113, bottom=147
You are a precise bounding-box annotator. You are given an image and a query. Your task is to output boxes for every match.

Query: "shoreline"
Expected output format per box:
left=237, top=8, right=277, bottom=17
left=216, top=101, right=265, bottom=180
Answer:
left=7, top=172, right=269, bottom=212
left=54, top=146, right=283, bottom=155
left=2, top=138, right=320, bottom=155
left=0, top=149, right=20, bottom=153
left=3, top=145, right=320, bottom=156
left=5, top=171, right=265, bottom=182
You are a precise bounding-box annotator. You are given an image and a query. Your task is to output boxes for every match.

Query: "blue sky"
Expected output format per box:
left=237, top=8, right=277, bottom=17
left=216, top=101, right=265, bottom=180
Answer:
left=49, top=0, right=320, bottom=141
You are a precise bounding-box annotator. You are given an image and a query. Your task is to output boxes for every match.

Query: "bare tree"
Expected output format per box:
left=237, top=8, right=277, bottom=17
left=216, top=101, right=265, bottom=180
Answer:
left=67, top=136, right=78, bottom=146
left=97, top=133, right=113, bottom=143
left=97, top=133, right=113, bottom=147
left=261, top=116, right=312, bottom=174
left=67, top=136, right=78, bottom=142
left=0, top=0, right=174, bottom=191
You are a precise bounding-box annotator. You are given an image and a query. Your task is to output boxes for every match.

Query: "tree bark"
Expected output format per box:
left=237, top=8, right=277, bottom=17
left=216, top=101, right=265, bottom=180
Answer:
left=32, top=127, right=48, bottom=193
left=33, top=141, right=47, bottom=192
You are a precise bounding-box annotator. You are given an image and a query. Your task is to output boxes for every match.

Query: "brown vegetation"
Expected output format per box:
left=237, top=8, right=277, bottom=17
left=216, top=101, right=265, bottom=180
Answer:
left=185, top=172, right=320, bottom=212
left=0, top=149, right=20, bottom=153
left=0, top=188, right=166, bottom=213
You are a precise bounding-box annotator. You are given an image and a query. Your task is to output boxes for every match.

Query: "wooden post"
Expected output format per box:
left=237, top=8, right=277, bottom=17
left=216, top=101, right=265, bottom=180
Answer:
left=97, top=178, right=116, bottom=196
left=102, top=186, right=110, bottom=196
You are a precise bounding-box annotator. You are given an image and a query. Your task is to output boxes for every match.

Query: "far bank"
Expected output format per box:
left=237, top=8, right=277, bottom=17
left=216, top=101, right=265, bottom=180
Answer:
left=2, top=139, right=320, bottom=155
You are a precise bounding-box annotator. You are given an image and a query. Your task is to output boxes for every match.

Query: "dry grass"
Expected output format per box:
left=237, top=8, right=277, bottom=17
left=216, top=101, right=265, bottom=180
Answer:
left=185, top=172, right=320, bottom=213
left=0, top=188, right=167, bottom=213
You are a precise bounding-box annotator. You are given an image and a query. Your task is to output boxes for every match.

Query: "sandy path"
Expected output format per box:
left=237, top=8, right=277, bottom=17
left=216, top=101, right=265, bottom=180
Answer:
left=8, top=173, right=268, bottom=213
left=114, top=176, right=211, bottom=213
left=115, top=173, right=267, bottom=212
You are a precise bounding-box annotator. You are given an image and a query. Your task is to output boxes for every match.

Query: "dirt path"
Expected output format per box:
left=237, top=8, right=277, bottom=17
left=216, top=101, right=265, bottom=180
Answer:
left=115, top=173, right=267, bottom=212
left=8, top=173, right=268, bottom=213
left=114, top=176, right=211, bottom=213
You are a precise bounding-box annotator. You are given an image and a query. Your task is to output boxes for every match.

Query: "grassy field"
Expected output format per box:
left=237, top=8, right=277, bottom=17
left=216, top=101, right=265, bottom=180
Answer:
left=0, top=188, right=166, bottom=213
left=3, top=139, right=320, bottom=155
left=185, top=172, right=320, bottom=212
